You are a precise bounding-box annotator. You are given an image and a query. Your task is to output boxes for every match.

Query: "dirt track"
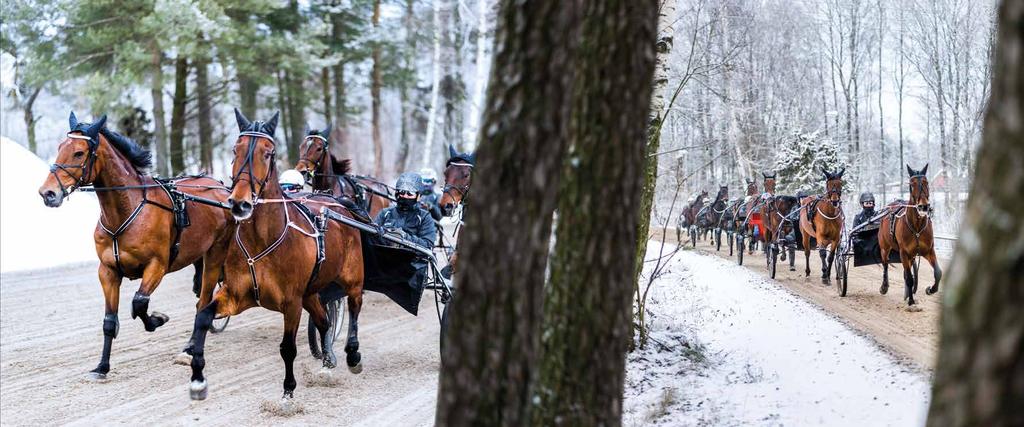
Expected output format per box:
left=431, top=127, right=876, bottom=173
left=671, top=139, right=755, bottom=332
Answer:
left=657, top=228, right=943, bottom=370
left=0, top=263, right=439, bottom=425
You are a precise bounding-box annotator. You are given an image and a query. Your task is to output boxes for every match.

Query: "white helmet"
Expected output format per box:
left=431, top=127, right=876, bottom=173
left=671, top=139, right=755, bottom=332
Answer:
left=419, top=168, right=438, bottom=182
left=279, top=169, right=304, bottom=190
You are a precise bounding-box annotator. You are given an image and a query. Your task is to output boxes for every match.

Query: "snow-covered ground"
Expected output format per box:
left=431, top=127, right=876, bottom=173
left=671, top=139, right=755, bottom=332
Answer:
left=1, top=136, right=100, bottom=272
left=624, top=243, right=931, bottom=426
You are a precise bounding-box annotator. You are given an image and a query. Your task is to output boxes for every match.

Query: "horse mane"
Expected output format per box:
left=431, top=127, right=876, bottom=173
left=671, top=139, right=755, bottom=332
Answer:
left=331, top=157, right=352, bottom=176
left=99, top=127, right=152, bottom=172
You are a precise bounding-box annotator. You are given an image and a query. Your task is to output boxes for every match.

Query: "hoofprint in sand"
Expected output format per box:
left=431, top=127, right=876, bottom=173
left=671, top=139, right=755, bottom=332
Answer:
left=624, top=244, right=931, bottom=426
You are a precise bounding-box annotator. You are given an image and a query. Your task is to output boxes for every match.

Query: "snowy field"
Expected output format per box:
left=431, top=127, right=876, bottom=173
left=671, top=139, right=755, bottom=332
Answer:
left=624, top=244, right=931, bottom=426
left=1, top=137, right=99, bottom=272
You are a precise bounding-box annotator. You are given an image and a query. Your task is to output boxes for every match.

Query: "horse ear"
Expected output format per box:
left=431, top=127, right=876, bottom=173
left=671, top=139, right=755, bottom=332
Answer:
left=821, top=167, right=830, bottom=180
left=762, top=172, right=768, bottom=179
left=448, top=144, right=457, bottom=159
left=837, top=167, right=845, bottom=178
left=85, top=115, right=106, bottom=137
left=323, top=124, right=332, bottom=138
left=69, top=111, right=79, bottom=129
left=234, top=108, right=251, bottom=132
left=906, top=164, right=914, bottom=177
left=921, top=164, right=929, bottom=176
left=265, top=111, right=280, bottom=135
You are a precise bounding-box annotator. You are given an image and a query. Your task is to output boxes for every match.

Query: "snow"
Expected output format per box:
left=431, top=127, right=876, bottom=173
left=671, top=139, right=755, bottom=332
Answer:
left=624, top=243, right=931, bottom=426
left=1, top=136, right=99, bottom=272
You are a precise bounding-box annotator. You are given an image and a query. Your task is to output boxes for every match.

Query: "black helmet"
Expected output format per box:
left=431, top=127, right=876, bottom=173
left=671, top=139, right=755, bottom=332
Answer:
left=859, top=192, right=875, bottom=204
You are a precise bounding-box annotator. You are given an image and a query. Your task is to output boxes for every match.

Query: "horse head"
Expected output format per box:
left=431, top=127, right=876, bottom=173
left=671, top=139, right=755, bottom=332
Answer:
left=228, top=108, right=280, bottom=221
left=295, top=123, right=333, bottom=181
left=762, top=171, right=777, bottom=194
left=821, top=167, right=845, bottom=207
left=907, top=164, right=930, bottom=216
left=717, top=185, right=729, bottom=204
left=440, top=144, right=475, bottom=216
left=39, top=112, right=109, bottom=207
left=745, top=178, right=757, bottom=196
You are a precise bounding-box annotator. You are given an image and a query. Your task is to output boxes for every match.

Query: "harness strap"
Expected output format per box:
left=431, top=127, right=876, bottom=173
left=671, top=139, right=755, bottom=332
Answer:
left=235, top=201, right=323, bottom=306
left=98, top=185, right=175, bottom=277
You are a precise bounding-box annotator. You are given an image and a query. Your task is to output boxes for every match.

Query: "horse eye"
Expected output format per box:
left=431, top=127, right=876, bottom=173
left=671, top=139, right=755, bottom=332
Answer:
left=73, top=151, right=85, bottom=158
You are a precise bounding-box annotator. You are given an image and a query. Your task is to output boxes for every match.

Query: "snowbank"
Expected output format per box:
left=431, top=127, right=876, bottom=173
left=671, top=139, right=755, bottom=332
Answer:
left=624, top=243, right=931, bottom=426
left=1, top=137, right=99, bottom=272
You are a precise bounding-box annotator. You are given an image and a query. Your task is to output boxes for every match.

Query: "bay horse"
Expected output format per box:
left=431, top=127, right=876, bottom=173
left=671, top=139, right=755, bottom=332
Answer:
left=294, top=126, right=392, bottom=218
left=678, top=190, right=708, bottom=246
left=439, top=144, right=475, bottom=218
left=37, top=112, right=233, bottom=380
left=798, top=168, right=846, bottom=284
left=878, top=164, right=942, bottom=307
left=436, top=145, right=475, bottom=277
left=761, top=191, right=801, bottom=274
left=705, top=185, right=730, bottom=250
left=726, top=179, right=758, bottom=256
left=187, top=109, right=365, bottom=401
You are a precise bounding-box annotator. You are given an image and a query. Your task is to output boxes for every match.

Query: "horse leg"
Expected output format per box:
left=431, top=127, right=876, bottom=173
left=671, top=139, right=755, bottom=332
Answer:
left=133, top=262, right=170, bottom=332
left=191, top=259, right=203, bottom=297
left=90, top=265, right=122, bottom=380
left=818, top=244, right=830, bottom=284
left=181, top=248, right=229, bottom=359
left=901, top=255, right=916, bottom=306
left=826, top=244, right=838, bottom=283
left=189, top=291, right=251, bottom=400
left=280, top=303, right=302, bottom=398
left=924, top=250, right=943, bottom=295
left=344, top=290, right=363, bottom=373
left=303, top=294, right=334, bottom=368
left=803, top=248, right=811, bottom=277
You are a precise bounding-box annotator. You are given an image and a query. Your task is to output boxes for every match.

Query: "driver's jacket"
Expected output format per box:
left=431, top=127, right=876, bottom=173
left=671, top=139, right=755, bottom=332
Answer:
left=374, top=204, right=437, bottom=249
left=853, top=209, right=879, bottom=231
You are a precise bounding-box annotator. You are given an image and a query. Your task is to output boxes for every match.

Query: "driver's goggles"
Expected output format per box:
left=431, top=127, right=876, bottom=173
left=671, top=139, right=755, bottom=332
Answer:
left=396, top=190, right=417, bottom=198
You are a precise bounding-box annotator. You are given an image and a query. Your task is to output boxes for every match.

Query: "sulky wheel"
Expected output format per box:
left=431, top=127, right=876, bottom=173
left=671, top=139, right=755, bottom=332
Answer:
left=439, top=300, right=451, bottom=357
left=836, top=256, right=849, bottom=297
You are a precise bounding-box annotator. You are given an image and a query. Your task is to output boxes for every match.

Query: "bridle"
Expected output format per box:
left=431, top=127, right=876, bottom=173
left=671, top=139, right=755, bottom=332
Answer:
left=231, top=130, right=276, bottom=205
left=49, top=133, right=99, bottom=198
left=298, top=134, right=329, bottom=184
left=442, top=161, right=474, bottom=208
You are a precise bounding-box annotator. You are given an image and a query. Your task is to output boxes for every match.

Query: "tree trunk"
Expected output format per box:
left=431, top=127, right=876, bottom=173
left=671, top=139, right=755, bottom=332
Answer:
left=534, top=0, right=657, bottom=424
left=440, top=0, right=464, bottom=149
left=632, top=0, right=675, bottom=335
left=23, top=87, right=41, bottom=154
left=927, top=2, right=1024, bottom=425
left=196, top=52, right=213, bottom=172
left=333, top=62, right=347, bottom=158
left=434, top=0, right=581, bottom=424
left=239, top=76, right=258, bottom=117
left=421, top=0, right=443, bottom=168
left=464, top=0, right=490, bottom=151
left=371, top=0, right=384, bottom=176
left=286, top=69, right=307, bottom=165
left=168, top=56, right=189, bottom=175
left=151, top=49, right=169, bottom=176
left=398, top=0, right=416, bottom=169
left=277, top=69, right=292, bottom=150
left=321, top=67, right=333, bottom=125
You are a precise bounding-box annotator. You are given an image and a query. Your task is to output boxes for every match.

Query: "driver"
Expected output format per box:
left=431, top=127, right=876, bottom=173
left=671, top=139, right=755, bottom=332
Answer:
left=375, top=172, right=437, bottom=249
left=853, top=192, right=878, bottom=230
left=279, top=169, right=305, bottom=194
left=418, top=168, right=443, bottom=221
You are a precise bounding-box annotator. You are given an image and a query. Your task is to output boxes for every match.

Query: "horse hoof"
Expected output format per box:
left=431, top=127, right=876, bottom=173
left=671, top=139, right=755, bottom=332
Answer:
left=190, top=380, right=208, bottom=400
left=348, top=363, right=363, bottom=374
left=880, top=284, right=888, bottom=295
left=86, top=371, right=108, bottom=382
left=172, top=352, right=192, bottom=366
left=789, top=267, right=796, bottom=272
left=925, top=287, right=936, bottom=296
left=145, top=312, right=169, bottom=332
left=905, top=305, right=923, bottom=313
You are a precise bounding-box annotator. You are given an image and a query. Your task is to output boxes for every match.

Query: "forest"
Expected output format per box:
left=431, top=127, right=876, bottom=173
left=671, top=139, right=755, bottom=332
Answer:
left=2, top=0, right=494, bottom=179
left=2, top=0, right=1021, bottom=425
